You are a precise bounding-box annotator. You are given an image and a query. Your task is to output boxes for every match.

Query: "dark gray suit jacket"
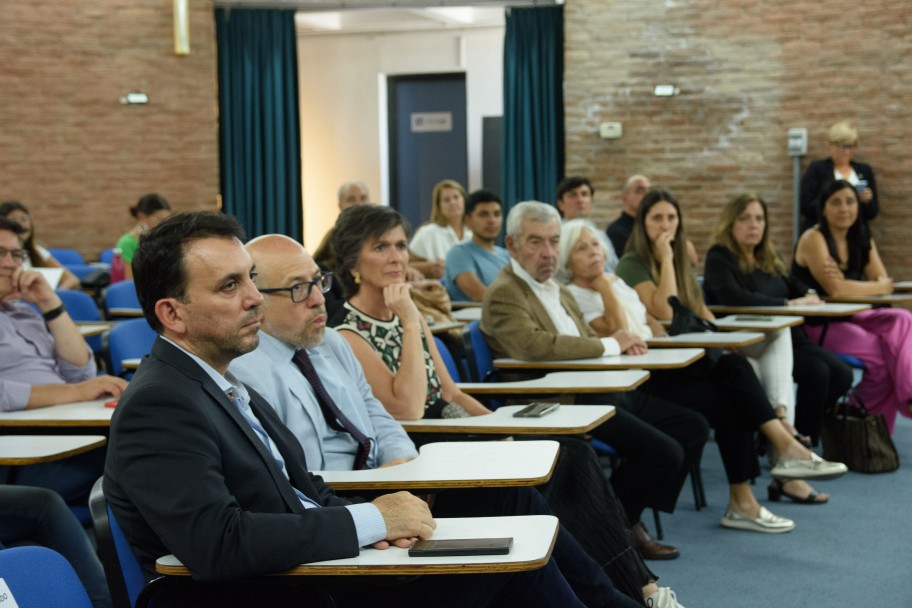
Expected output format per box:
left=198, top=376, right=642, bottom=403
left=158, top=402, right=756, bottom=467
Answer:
left=104, top=338, right=360, bottom=582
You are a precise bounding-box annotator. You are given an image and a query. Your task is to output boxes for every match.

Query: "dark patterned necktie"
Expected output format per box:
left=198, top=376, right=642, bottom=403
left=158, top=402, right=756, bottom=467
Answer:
left=291, top=349, right=371, bottom=470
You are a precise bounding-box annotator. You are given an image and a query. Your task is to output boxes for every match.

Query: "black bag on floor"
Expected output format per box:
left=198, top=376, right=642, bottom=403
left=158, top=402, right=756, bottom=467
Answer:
left=821, top=392, right=899, bottom=474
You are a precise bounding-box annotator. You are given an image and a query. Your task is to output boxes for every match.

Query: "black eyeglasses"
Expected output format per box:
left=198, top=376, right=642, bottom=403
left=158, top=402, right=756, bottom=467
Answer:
left=259, top=272, right=332, bottom=303
left=0, top=247, right=27, bottom=265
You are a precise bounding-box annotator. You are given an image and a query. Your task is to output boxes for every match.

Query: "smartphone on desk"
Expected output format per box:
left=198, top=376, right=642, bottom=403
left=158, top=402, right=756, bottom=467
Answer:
left=513, top=402, right=560, bottom=418
left=408, top=537, right=513, bottom=557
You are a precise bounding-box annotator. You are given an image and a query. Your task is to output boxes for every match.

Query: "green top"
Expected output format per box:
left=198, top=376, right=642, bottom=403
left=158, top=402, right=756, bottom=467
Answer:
left=115, top=232, right=139, bottom=263
left=615, top=251, right=655, bottom=287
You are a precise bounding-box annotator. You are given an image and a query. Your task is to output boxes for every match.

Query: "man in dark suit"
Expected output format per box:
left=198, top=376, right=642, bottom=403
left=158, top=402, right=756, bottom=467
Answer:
left=481, top=201, right=709, bottom=562
left=103, top=211, right=616, bottom=608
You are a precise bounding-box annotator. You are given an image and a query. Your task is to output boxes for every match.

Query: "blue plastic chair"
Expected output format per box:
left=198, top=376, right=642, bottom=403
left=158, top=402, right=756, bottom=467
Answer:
left=0, top=546, right=93, bottom=607
left=433, top=336, right=462, bottom=381
left=57, top=289, right=104, bottom=355
left=99, top=248, right=116, bottom=266
left=90, top=478, right=170, bottom=608
left=46, top=247, right=85, bottom=266
left=104, top=280, right=141, bottom=318
left=102, top=318, right=157, bottom=378
left=461, top=320, right=497, bottom=383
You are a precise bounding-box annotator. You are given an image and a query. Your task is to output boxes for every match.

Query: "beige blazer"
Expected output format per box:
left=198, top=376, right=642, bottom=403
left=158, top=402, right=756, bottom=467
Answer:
left=481, top=264, right=605, bottom=361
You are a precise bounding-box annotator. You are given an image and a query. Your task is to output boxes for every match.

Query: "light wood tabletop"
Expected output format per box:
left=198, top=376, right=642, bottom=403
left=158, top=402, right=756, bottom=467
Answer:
left=452, top=307, right=482, bottom=321
left=400, top=404, right=615, bottom=435
left=314, top=440, right=559, bottom=491
left=494, top=348, right=705, bottom=371
left=157, top=515, right=559, bottom=576
left=429, top=321, right=465, bottom=334
left=892, top=281, right=912, bottom=292
left=712, top=314, right=804, bottom=332
left=77, top=322, right=115, bottom=337
left=0, top=435, right=107, bottom=465
left=107, top=307, right=143, bottom=318
left=647, top=331, right=764, bottom=348
left=450, top=301, right=483, bottom=310
left=0, top=399, right=114, bottom=427
left=122, top=358, right=141, bottom=371
left=825, top=293, right=912, bottom=306
left=708, top=303, right=870, bottom=317
left=457, top=370, right=649, bottom=395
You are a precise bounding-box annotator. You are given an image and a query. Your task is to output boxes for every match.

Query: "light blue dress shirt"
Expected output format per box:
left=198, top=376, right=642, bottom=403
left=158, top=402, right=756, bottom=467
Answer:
left=444, top=241, right=511, bottom=301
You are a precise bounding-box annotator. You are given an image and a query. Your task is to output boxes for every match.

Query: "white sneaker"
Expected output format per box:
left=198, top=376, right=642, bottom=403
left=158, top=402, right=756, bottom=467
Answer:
left=645, top=587, right=685, bottom=608
left=721, top=506, right=795, bottom=533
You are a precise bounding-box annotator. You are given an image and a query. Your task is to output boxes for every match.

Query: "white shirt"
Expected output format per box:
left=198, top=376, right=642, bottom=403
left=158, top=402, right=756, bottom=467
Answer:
left=567, top=278, right=654, bottom=340
left=509, top=259, right=620, bottom=356
left=409, top=223, right=472, bottom=261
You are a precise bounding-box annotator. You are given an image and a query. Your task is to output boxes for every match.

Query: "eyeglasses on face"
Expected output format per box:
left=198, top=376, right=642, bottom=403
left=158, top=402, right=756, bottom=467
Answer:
left=259, top=272, right=332, bottom=303
left=0, top=247, right=27, bottom=265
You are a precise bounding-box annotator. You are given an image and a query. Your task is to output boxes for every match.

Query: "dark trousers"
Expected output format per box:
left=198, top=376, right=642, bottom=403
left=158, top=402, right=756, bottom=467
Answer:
left=792, top=328, right=854, bottom=444
left=1, top=447, right=105, bottom=504
left=0, top=486, right=113, bottom=608
left=645, top=353, right=775, bottom=485
left=578, top=391, right=709, bottom=523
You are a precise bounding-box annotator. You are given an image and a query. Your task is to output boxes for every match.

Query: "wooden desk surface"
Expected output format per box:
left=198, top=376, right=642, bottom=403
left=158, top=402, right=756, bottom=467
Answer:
left=452, top=307, right=482, bottom=322
left=647, top=331, right=764, bottom=348
left=401, top=404, right=615, bottom=435
left=494, top=348, right=704, bottom=371
left=315, top=440, right=559, bottom=490
left=458, top=370, right=649, bottom=395
left=429, top=321, right=465, bottom=335
left=122, top=358, right=141, bottom=371
left=0, top=435, right=107, bottom=465
left=450, top=301, right=483, bottom=310
left=77, top=322, right=114, bottom=337
left=825, top=293, right=912, bottom=305
left=712, top=314, right=804, bottom=332
left=708, top=303, right=870, bottom=317
left=0, top=399, right=114, bottom=427
left=892, top=281, right=912, bottom=292
left=157, top=515, right=558, bottom=576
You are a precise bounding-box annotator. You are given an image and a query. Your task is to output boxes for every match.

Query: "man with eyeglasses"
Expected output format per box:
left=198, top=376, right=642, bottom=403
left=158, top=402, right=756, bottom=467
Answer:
left=0, top=217, right=126, bottom=412
left=0, top=217, right=126, bottom=507
left=229, top=234, right=648, bottom=608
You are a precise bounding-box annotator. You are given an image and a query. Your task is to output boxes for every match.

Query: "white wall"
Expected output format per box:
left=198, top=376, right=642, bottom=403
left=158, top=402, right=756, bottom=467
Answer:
left=296, top=25, right=504, bottom=250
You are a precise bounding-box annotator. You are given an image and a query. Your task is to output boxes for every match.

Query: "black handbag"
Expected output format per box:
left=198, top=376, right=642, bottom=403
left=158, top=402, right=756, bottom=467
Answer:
left=821, top=392, right=899, bottom=474
left=667, top=295, right=721, bottom=367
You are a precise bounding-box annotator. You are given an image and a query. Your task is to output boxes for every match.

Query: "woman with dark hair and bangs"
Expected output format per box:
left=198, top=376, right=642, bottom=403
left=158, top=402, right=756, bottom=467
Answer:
left=792, top=179, right=912, bottom=434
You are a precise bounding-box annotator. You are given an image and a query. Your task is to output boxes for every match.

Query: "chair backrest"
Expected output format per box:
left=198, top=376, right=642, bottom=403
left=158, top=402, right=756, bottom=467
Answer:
left=57, top=289, right=102, bottom=322
left=461, top=320, right=496, bottom=383
left=103, top=318, right=157, bottom=377
left=0, top=546, right=93, bottom=607
left=99, top=248, right=115, bottom=266
left=46, top=247, right=85, bottom=266
left=433, top=336, right=462, bottom=382
left=104, top=280, right=141, bottom=313
left=89, top=477, right=147, bottom=608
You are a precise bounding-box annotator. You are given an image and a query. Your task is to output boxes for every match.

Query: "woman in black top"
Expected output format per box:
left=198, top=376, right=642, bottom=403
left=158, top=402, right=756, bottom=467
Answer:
left=704, top=194, right=854, bottom=503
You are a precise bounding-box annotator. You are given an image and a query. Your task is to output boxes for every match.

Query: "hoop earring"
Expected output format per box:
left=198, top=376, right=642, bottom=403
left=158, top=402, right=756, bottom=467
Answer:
left=353, top=271, right=361, bottom=285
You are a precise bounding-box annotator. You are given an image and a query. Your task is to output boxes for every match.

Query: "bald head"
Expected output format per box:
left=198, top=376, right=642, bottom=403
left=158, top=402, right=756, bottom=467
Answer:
left=620, top=175, right=651, bottom=217
left=245, top=234, right=328, bottom=349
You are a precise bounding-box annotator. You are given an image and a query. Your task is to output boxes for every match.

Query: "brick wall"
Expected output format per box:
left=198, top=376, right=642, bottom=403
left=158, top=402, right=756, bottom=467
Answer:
left=564, top=0, right=912, bottom=279
left=0, top=1, right=218, bottom=261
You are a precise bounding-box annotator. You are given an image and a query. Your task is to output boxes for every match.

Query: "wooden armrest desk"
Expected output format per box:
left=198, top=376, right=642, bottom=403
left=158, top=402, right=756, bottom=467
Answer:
left=77, top=322, right=115, bottom=337
left=0, top=399, right=113, bottom=428
left=494, top=348, right=704, bottom=371
left=708, top=303, right=870, bottom=317
left=315, top=440, right=559, bottom=491
left=452, top=307, right=482, bottom=322
left=646, top=331, right=764, bottom=348
left=711, top=315, right=804, bottom=332
left=156, top=515, right=559, bottom=576
left=0, top=435, right=107, bottom=465
left=824, top=293, right=912, bottom=306
left=458, top=370, right=648, bottom=395
left=401, top=404, right=615, bottom=435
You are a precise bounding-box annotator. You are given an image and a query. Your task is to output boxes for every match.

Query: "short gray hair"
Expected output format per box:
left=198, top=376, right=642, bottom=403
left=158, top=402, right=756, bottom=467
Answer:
left=506, top=201, right=561, bottom=240
left=337, top=180, right=370, bottom=204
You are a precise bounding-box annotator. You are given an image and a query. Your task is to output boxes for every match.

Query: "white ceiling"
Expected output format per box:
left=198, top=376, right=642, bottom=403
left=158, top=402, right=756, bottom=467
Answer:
left=215, top=1, right=558, bottom=35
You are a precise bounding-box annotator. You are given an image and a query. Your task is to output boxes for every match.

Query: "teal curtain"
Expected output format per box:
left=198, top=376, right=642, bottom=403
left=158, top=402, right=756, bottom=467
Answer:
left=501, top=6, right=564, bottom=217
left=216, top=8, right=302, bottom=241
